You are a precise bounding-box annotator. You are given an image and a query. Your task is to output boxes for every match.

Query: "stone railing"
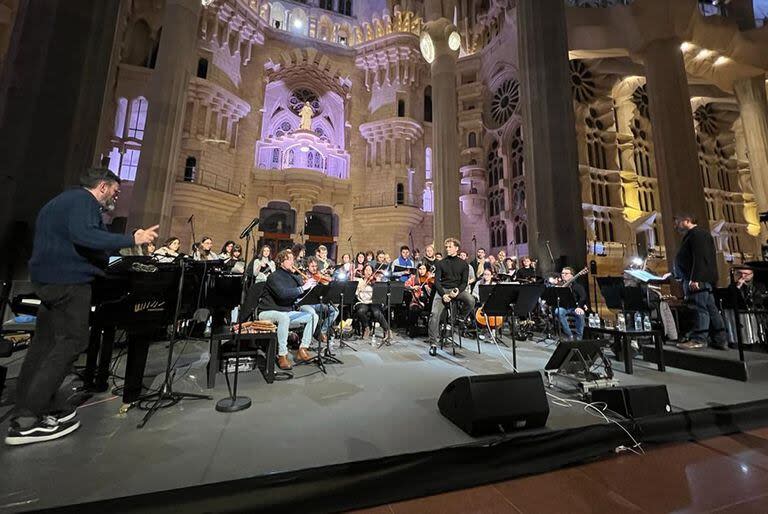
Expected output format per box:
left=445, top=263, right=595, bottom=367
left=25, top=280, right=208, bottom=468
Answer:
left=354, top=191, right=421, bottom=209
left=180, top=169, right=246, bottom=197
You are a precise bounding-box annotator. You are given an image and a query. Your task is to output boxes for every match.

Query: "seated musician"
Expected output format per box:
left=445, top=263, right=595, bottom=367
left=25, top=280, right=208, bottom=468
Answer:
left=472, top=268, right=495, bottom=301
left=248, top=244, right=275, bottom=282
left=193, top=236, right=219, bottom=261
left=354, top=264, right=390, bottom=340
left=315, top=244, right=335, bottom=272
left=337, top=253, right=354, bottom=277
left=154, top=237, right=181, bottom=262
left=303, top=257, right=339, bottom=345
left=496, top=250, right=508, bottom=274
left=353, top=252, right=367, bottom=278
left=469, top=248, right=486, bottom=279
left=257, top=249, right=318, bottom=370
left=427, top=238, right=476, bottom=349
left=224, top=244, right=245, bottom=274
left=9, top=167, right=157, bottom=446
left=503, top=258, right=516, bottom=278
left=219, top=240, right=235, bottom=260
left=422, top=244, right=438, bottom=273
left=554, top=267, right=588, bottom=340
left=514, top=256, right=537, bottom=283
left=292, top=243, right=307, bottom=270
left=405, top=263, right=434, bottom=334
left=459, top=250, right=476, bottom=292
left=731, top=268, right=767, bottom=308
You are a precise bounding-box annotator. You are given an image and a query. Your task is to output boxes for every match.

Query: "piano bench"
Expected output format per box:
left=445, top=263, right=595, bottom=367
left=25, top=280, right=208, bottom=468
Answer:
left=208, top=331, right=277, bottom=389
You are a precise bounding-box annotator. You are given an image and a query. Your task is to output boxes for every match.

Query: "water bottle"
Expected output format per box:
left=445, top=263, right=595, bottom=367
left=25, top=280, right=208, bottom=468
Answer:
left=590, top=313, right=597, bottom=328
left=616, top=312, right=626, bottom=332
left=643, top=313, right=652, bottom=332
left=634, top=311, right=642, bottom=332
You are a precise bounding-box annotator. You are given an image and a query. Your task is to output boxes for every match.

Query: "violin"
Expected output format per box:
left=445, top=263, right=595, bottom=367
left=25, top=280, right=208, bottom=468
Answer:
left=311, top=270, right=332, bottom=285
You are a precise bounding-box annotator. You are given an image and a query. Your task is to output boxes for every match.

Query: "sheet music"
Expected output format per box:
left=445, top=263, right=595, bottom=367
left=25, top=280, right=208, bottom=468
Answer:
left=624, top=269, right=664, bottom=283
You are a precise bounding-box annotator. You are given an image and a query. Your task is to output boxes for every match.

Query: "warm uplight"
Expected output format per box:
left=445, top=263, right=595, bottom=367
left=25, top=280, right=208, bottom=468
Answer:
left=714, top=56, right=730, bottom=66
left=696, top=49, right=715, bottom=60
left=680, top=42, right=695, bottom=52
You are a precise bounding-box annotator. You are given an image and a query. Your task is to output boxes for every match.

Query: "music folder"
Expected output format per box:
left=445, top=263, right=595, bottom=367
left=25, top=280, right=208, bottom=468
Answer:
left=392, top=265, right=417, bottom=275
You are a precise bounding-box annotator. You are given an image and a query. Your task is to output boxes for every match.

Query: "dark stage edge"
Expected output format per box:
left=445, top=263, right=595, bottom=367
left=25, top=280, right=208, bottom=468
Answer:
left=642, top=345, right=768, bottom=382
left=41, top=398, right=768, bottom=514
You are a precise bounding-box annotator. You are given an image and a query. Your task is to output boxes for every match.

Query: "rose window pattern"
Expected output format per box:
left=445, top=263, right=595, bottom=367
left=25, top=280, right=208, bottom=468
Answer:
left=694, top=104, right=720, bottom=136
left=274, top=121, right=293, bottom=138
left=288, top=88, right=321, bottom=116
left=632, top=85, right=650, bottom=119
left=490, top=79, right=520, bottom=126
left=570, top=60, right=597, bottom=104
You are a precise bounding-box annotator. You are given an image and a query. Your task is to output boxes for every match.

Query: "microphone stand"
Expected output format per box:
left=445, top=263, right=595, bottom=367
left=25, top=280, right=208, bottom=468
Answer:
left=215, top=220, right=257, bottom=413
left=188, top=215, right=197, bottom=255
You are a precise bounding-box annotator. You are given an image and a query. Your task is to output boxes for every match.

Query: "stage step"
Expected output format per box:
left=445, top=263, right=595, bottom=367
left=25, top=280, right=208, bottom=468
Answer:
left=641, top=344, right=768, bottom=382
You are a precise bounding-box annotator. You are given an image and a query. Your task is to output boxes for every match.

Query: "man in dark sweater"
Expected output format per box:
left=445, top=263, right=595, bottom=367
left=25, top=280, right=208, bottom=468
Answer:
left=7, top=168, right=158, bottom=446
left=427, top=238, right=476, bottom=348
left=258, top=249, right=317, bottom=370
left=554, top=267, right=588, bottom=340
left=672, top=213, right=727, bottom=350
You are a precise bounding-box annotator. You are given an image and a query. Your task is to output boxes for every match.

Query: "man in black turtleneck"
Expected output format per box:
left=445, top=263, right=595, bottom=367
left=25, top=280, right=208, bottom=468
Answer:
left=427, top=238, right=476, bottom=347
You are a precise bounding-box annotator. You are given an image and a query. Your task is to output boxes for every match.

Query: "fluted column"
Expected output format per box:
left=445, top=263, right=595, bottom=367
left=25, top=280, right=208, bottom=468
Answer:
left=423, top=18, right=461, bottom=246
left=643, top=38, right=708, bottom=262
left=734, top=76, right=768, bottom=215
left=128, top=0, right=201, bottom=233
left=517, top=0, right=585, bottom=274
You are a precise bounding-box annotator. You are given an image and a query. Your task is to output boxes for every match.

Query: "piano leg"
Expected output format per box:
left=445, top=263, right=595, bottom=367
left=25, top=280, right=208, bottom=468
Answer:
left=122, top=335, right=150, bottom=406
left=83, top=324, right=102, bottom=387
left=95, top=326, right=116, bottom=391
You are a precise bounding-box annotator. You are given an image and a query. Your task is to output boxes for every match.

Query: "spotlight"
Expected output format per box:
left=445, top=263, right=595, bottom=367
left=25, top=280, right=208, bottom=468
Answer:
left=632, top=257, right=644, bottom=266
left=337, top=272, right=347, bottom=281
left=293, top=19, right=303, bottom=29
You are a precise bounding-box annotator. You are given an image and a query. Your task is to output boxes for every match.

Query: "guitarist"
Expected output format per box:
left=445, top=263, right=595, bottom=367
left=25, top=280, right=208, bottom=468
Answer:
left=554, top=267, right=589, bottom=340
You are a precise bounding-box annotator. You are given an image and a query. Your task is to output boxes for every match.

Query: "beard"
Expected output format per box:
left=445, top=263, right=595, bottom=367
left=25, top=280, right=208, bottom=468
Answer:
left=103, top=196, right=117, bottom=212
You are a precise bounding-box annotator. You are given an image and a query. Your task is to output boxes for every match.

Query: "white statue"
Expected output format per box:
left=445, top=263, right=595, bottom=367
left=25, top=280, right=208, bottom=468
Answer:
left=299, top=101, right=314, bottom=130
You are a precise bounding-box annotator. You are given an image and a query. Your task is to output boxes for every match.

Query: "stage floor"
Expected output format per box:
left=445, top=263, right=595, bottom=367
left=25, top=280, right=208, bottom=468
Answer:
left=1, top=332, right=767, bottom=512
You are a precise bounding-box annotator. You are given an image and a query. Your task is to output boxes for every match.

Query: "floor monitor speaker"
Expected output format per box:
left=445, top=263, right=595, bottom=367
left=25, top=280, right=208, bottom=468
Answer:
left=438, top=371, right=549, bottom=436
left=591, top=385, right=671, bottom=419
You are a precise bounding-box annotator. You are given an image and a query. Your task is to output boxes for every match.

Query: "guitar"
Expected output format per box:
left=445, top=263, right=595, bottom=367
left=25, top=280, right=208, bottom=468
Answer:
left=557, top=266, right=589, bottom=288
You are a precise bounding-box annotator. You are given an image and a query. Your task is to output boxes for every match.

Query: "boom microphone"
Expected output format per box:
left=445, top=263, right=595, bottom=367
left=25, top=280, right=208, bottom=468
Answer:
left=239, top=217, right=260, bottom=239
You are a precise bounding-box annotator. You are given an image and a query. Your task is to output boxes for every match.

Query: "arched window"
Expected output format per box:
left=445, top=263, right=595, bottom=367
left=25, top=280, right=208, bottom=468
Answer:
left=114, top=98, right=128, bottom=138
left=197, top=58, right=209, bottom=79
left=184, top=156, right=197, bottom=182
left=468, top=132, right=477, bottom=148
left=127, top=97, right=148, bottom=140
left=340, top=0, right=353, bottom=16
left=396, top=183, right=405, bottom=205
left=425, top=147, right=432, bottom=180
left=422, top=187, right=433, bottom=212
left=424, top=86, right=433, bottom=122
left=397, top=99, right=406, bottom=117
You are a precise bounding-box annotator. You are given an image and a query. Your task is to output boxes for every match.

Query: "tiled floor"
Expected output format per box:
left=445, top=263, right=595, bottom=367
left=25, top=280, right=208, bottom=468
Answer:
left=351, top=427, right=768, bottom=514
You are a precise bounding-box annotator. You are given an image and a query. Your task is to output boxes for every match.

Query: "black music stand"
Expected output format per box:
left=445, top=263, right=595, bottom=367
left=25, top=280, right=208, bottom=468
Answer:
left=327, top=280, right=358, bottom=353
left=296, top=283, right=334, bottom=374
left=596, top=277, right=649, bottom=322
left=541, top=287, right=578, bottom=341
left=544, top=339, right=612, bottom=380
left=373, top=281, right=404, bottom=347
left=480, top=283, right=545, bottom=369
left=138, top=259, right=212, bottom=429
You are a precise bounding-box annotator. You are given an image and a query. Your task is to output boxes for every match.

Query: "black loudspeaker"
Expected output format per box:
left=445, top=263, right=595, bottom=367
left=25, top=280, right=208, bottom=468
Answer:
left=591, top=385, right=671, bottom=419
left=438, top=371, right=550, bottom=436
left=589, top=260, right=597, bottom=275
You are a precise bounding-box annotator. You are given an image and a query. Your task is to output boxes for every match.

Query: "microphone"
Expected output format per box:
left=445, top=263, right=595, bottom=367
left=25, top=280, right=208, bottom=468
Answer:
left=347, top=235, right=352, bottom=242
left=472, top=234, right=477, bottom=242
left=239, top=217, right=260, bottom=239
left=187, top=215, right=194, bottom=223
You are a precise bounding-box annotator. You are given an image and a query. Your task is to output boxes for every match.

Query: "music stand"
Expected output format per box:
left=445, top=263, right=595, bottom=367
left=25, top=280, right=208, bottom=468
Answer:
left=372, top=281, right=404, bottom=347
left=480, top=283, right=545, bottom=369
left=544, top=339, right=612, bottom=380
left=596, top=277, right=650, bottom=326
left=327, top=280, right=358, bottom=352
left=541, top=287, right=578, bottom=341
left=296, top=283, right=333, bottom=374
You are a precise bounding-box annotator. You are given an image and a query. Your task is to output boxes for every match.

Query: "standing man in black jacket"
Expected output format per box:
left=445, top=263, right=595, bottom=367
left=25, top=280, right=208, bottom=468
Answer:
left=7, top=168, right=158, bottom=446
left=427, top=238, right=476, bottom=351
left=672, top=213, right=727, bottom=350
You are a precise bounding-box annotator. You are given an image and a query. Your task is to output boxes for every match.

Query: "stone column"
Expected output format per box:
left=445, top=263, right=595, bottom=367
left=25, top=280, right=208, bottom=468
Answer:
left=734, top=76, right=768, bottom=215
left=517, top=0, right=585, bottom=274
left=423, top=18, right=461, bottom=246
left=643, top=38, right=708, bottom=262
left=128, top=0, right=201, bottom=233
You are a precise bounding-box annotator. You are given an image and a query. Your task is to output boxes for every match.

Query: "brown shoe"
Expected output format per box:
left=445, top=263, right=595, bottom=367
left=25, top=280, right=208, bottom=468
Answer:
left=296, top=347, right=313, bottom=362
left=676, top=340, right=704, bottom=350
left=277, top=355, right=293, bottom=370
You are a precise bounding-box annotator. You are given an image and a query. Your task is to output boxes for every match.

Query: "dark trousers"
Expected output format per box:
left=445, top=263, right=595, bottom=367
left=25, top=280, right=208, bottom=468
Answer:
left=354, top=303, right=389, bottom=333
left=428, top=290, right=476, bottom=340
left=16, top=283, right=91, bottom=418
left=686, top=285, right=727, bottom=344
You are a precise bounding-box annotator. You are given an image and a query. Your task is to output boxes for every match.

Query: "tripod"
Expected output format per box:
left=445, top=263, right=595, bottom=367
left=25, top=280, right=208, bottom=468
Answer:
left=296, top=284, right=340, bottom=374
left=331, top=281, right=357, bottom=352
left=137, top=259, right=212, bottom=429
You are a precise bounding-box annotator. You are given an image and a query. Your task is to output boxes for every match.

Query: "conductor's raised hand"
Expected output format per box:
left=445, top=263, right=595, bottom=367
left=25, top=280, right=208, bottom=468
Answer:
left=134, top=225, right=160, bottom=245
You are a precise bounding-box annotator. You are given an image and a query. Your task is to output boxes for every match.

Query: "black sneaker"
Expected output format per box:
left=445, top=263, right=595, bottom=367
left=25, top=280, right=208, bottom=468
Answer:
left=5, top=416, right=80, bottom=446
left=50, top=408, right=78, bottom=424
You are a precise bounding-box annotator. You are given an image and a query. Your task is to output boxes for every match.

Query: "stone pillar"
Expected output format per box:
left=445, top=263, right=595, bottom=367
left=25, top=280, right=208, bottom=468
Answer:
left=734, top=76, right=768, bottom=216
left=423, top=18, right=461, bottom=247
left=128, top=0, right=201, bottom=233
left=643, top=38, right=708, bottom=263
left=0, top=0, right=121, bottom=280
left=517, top=0, right=585, bottom=274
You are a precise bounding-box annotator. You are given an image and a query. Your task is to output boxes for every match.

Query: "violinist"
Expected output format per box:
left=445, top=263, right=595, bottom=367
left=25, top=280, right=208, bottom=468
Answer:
left=301, top=257, right=338, bottom=345
left=353, top=252, right=367, bottom=278
left=291, top=243, right=307, bottom=270
left=472, top=268, right=495, bottom=302
left=553, top=267, right=588, bottom=340
left=405, top=263, right=434, bottom=335
left=248, top=244, right=276, bottom=283
left=354, top=264, right=390, bottom=340
left=257, top=249, right=318, bottom=370
left=315, top=245, right=335, bottom=272
left=336, top=253, right=354, bottom=279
